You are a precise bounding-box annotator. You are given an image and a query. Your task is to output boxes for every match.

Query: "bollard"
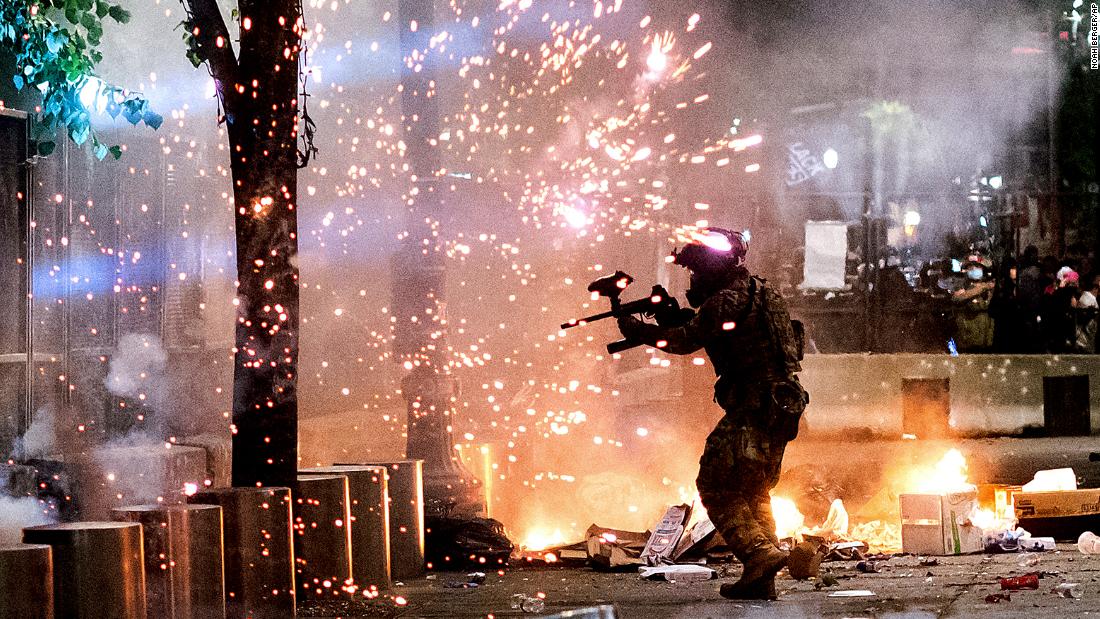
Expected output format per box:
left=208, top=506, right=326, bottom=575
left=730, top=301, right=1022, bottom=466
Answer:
left=299, top=465, right=390, bottom=591
left=0, top=543, right=53, bottom=619
left=341, top=460, right=424, bottom=580
left=1044, top=375, right=1091, bottom=436
left=113, top=504, right=226, bottom=619
left=189, top=487, right=295, bottom=619
left=23, top=521, right=146, bottom=619
left=293, top=474, right=354, bottom=599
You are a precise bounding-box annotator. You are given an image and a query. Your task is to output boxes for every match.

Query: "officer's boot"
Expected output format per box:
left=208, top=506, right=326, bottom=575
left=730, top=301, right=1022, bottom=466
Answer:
left=719, top=576, right=777, bottom=601
left=721, top=545, right=787, bottom=600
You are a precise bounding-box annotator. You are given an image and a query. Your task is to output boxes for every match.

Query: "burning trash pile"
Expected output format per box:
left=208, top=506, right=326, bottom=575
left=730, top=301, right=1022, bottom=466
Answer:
left=513, top=448, right=1100, bottom=581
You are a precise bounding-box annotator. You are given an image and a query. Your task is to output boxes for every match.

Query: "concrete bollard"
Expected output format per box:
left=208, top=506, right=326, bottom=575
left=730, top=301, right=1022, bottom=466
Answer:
left=341, top=460, right=424, bottom=580
left=300, top=465, right=391, bottom=591
left=189, top=487, right=295, bottom=619
left=1044, top=375, right=1091, bottom=436
left=23, top=522, right=146, bottom=619
left=0, top=543, right=53, bottom=619
left=112, top=504, right=226, bottom=619
left=294, top=474, right=353, bottom=599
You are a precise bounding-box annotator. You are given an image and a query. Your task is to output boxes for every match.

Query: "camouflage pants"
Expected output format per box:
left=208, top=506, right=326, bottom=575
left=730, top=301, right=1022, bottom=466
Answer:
left=695, top=406, right=787, bottom=562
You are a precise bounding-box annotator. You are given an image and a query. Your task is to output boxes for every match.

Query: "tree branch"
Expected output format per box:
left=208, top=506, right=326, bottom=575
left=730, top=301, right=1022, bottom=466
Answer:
left=181, top=0, right=239, bottom=109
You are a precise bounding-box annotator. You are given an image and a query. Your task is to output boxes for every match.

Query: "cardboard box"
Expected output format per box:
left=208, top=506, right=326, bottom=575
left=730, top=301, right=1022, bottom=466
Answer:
left=641, top=504, right=690, bottom=565
left=1013, top=489, right=1100, bottom=541
left=900, top=491, right=984, bottom=555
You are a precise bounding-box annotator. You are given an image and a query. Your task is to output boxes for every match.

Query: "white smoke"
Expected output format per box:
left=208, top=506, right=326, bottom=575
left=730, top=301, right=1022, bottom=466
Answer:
left=0, top=477, right=55, bottom=545
left=105, top=332, right=169, bottom=411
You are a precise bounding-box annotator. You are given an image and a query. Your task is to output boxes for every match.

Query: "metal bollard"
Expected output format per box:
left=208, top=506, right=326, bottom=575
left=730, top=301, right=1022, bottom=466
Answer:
left=341, top=460, right=424, bottom=580
left=0, top=543, right=53, bottom=619
left=113, top=504, right=226, bottom=619
left=23, top=521, right=146, bottom=619
left=189, top=487, right=295, bottom=619
left=294, top=474, right=353, bottom=599
left=300, top=465, right=391, bottom=591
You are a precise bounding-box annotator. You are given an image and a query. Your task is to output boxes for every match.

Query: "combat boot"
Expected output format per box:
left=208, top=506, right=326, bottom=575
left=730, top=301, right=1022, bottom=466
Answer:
left=724, top=545, right=787, bottom=598
left=719, top=576, right=777, bottom=600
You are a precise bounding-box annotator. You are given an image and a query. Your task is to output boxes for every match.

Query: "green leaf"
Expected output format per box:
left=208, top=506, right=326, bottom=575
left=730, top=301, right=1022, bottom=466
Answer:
left=108, top=145, right=122, bottom=159
left=93, top=141, right=108, bottom=160
left=37, top=141, right=57, bottom=157
left=142, top=111, right=163, bottom=130
left=95, top=1, right=109, bottom=18
left=107, top=5, right=130, bottom=24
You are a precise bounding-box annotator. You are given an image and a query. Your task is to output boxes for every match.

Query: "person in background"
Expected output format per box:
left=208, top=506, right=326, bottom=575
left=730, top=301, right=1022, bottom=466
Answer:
left=1046, top=267, right=1080, bottom=352
left=1016, top=246, right=1044, bottom=353
left=989, top=259, right=1022, bottom=353
left=952, top=261, right=995, bottom=352
left=1076, top=275, right=1098, bottom=353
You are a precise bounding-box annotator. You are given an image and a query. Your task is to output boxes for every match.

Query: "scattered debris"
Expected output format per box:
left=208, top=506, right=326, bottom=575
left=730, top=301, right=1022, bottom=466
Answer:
left=425, top=515, right=513, bottom=568
left=999, top=573, right=1040, bottom=590
left=856, top=561, right=880, bottom=573
left=919, top=557, right=939, bottom=567
left=641, top=504, right=691, bottom=565
left=985, top=592, right=1012, bottom=603
left=813, top=573, right=839, bottom=589
left=1078, top=531, right=1100, bottom=555
left=788, top=540, right=824, bottom=580
left=672, top=518, right=717, bottom=561
left=443, top=572, right=486, bottom=588
left=511, top=593, right=546, bottom=613
left=1053, top=583, right=1082, bottom=599
left=900, top=491, right=984, bottom=555
left=827, top=589, right=875, bottom=597
left=638, top=564, right=716, bottom=582
left=1017, top=553, right=1041, bottom=567
left=586, top=525, right=649, bottom=571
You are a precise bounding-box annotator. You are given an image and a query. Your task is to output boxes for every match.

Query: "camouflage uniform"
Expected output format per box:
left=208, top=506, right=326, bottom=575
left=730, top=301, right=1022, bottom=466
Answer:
left=618, top=270, right=806, bottom=563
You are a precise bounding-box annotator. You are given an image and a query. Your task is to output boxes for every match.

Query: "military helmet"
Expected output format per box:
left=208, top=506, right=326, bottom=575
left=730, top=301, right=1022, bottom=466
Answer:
left=671, top=227, right=748, bottom=273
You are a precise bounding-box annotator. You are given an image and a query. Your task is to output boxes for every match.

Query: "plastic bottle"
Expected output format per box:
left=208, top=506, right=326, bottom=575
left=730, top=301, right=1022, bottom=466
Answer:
left=1017, top=553, right=1040, bottom=567
left=1077, top=531, right=1100, bottom=555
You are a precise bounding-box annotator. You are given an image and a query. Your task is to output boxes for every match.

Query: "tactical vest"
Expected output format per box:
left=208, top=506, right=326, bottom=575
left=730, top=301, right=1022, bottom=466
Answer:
left=705, top=276, right=802, bottom=384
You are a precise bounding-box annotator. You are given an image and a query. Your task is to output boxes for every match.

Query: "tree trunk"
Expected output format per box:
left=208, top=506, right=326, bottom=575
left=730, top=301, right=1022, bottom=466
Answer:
left=184, top=0, right=303, bottom=488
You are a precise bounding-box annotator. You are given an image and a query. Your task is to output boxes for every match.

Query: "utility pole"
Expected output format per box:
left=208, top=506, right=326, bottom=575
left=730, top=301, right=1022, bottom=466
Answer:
left=394, top=0, right=485, bottom=518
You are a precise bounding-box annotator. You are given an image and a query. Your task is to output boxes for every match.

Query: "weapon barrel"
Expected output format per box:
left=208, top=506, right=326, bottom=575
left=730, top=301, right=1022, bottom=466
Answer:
left=560, top=308, right=617, bottom=330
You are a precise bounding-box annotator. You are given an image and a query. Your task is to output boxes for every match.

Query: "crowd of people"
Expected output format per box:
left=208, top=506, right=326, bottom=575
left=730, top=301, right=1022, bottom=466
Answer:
left=951, top=245, right=1099, bottom=353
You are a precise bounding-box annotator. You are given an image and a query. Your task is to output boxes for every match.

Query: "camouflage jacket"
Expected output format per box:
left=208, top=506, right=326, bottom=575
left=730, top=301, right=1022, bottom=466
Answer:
left=618, top=274, right=802, bottom=385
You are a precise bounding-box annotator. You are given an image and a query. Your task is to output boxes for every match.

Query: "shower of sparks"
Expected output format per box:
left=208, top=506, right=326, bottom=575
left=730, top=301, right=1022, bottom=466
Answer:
left=24, top=0, right=776, bottom=560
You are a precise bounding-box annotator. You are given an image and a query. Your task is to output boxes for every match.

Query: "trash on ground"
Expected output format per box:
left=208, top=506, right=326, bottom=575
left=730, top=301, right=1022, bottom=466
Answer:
left=985, top=592, right=1012, bottom=603
left=1018, top=553, right=1040, bottom=567
left=788, top=540, right=825, bottom=580
left=638, top=564, right=716, bottom=582
left=827, top=590, right=876, bottom=597
left=641, top=504, right=692, bottom=566
left=1000, top=572, right=1040, bottom=590
left=1053, top=583, right=1082, bottom=599
left=511, top=593, right=546, bottom=613
left=856, top=560, right=880, bottom=573
left=1022, top=468, right=1077, bottom=492
left=1078, top=531, right=1100, bottom=555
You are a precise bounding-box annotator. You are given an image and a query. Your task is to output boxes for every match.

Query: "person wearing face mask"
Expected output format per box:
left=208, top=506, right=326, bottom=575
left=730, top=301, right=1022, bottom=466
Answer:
left=616, top=227, right=808, bottom=601
left=952, top=260, right=995, bottom=352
